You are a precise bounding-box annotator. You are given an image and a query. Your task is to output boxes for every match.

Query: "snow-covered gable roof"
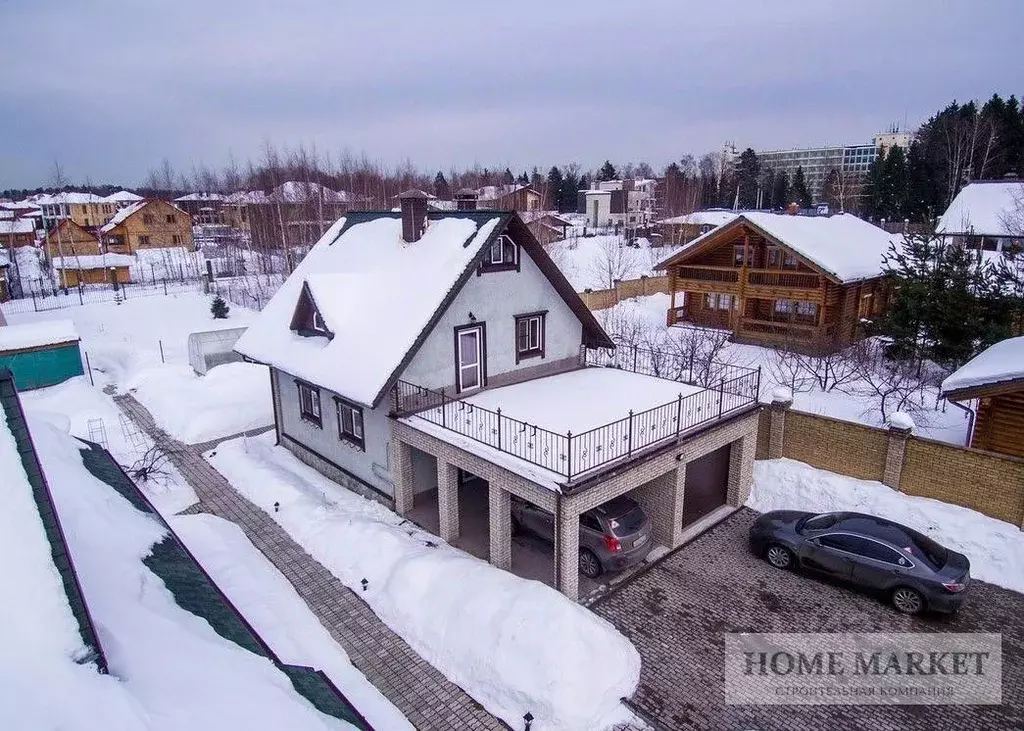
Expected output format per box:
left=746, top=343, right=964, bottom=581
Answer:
left=34, top=192, right=104, bottom=205
left=936, top=180, right=1024, bottom=237
left=0, top=320, right=79, bottom=352
left=659, top=210, right=739, bottom=227
left=102, top=190, right=143, bottom=203
left=0, top=218, right=35, bottom=235
left=99, top=200, right=147, bottom=232
left=941, top=336, right=1024, bottom=397
left=657, top=212, right=896, bottom=283
left=267, top=181, right=351, bottom=204
left=235, top=213, right=507, bottom=406
left=174, top=192, right=225, bottom=202
left=224, top=190, right=269, bottom=204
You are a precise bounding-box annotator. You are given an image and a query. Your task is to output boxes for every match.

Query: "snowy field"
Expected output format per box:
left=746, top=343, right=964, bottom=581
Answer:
left=206, top=433, right=642, bottom=731
left=749, top=459, right=1024, bottom=595
left=1, top=412, right=353, bottom=731
left=171, top=514, right=412, bottom=730
left=600, top=293, right=971, bottom=445
left=545, top=232, right=680, bottom=291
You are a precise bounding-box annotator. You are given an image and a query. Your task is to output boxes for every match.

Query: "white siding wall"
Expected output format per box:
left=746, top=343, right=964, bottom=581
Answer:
left=400, top=242, right=583, bottom=391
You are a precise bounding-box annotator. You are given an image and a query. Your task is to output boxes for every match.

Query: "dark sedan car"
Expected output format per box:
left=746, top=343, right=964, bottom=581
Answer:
left=749, top=510, right=970, bottom=614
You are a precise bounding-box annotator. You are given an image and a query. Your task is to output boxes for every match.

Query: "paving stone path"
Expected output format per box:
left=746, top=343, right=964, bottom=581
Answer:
left=115, top=394, right=506, bottom=731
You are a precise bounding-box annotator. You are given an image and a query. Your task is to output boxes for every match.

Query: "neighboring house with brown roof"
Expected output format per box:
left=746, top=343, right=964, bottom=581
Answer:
left=234, top=193, right=762, bottom=600
left=941, top=336, right=1024, bottom=458
left=101, top=199, right=193, bottom=254
left=476, top=185, right=542, bottom=213
left=44, top=219, right=102, bottom=260
left=657, top=212, right=895, bottom=352
left=522, top=211, right=572, bottom=245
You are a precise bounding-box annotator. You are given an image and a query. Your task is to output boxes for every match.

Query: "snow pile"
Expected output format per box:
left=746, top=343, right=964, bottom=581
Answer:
left=1, top=408, right=350, bottom=729
left=748, top=458, right=1024, bottom=594
left=172, top=514, right=413, bottom=730
left=207, top=434, right=641, bottom=731
left=128, top=362, right=272, bottom=443
left=887, top=411, right=915, bottom=431
left=770, top=386, right=793, bottom=403
left=51, top=253, right=135, bottom=270
left=941, top=335, right=1024, bottom=395
left=0, top=319, right=78, bottom=351
left=236, top=215, right=502, bottom=406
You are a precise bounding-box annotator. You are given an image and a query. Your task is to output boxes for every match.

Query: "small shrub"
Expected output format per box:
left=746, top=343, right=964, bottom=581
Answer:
left=210, top=295, right=230, bottom=319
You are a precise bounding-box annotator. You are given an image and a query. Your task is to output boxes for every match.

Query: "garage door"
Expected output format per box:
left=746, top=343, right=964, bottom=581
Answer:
left=682, top=443, right=730, bottom=527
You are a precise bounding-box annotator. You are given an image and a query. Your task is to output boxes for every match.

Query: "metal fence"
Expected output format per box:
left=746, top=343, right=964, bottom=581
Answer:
left=393, top=355, right=760, bottom=482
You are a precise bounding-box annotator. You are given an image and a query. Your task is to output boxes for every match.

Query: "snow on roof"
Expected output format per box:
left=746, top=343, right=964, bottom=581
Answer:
left=0, top=250, right=9, bottom=267
left=0, top=218, right=35, bottom=235
left=0, top=320, right=79, bottom=351
left=658, top=212, right=895, bottom=283
left=102, top=190, right=143, bottom=203
left=235, top=214, right=503, bottom=406
left=520, top=210, right=572, bottom=225
left=33, top=192, right=104, bottom=205
left=174, top=192, right=225, bottom=202
left=99, top=200, right=147, bottom=232
left=224, top=190, right=269, bottom=204
left=51, top=253, right=135, bottom=270
left=659, top=210, right=739, bottom=227
left=936, top=180, right=1024, bottom=237
left=941, top=336, right=1024, bottom=395
left=476, top=184, right=534, bottom=202
left=267, top=181, right=350, bottom=204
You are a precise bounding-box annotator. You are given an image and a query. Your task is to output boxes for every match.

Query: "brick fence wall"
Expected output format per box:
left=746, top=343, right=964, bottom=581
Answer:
left=759, top=399, right=1024, bottom=528
left=580, top=274, right=671, bottom=311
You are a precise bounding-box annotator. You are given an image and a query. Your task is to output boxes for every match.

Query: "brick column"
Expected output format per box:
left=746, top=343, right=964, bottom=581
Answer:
left=632, top=469, right=684, bottom=548
left=390, top=438, right=415, bottom=516
left=767, top=396, right=792, bottom=459
left=436, top=459, right=460, bottom=543
left=487, top=481, right=511, bottom=571
left=556, top=501, right=580, bottom=601
left=883, top=425, right=911, bottom=489
left=727, top=432, right=758, bottom=506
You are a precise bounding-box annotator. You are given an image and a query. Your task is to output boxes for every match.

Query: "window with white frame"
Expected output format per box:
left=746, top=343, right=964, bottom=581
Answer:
left=486, top=234, right=517, bottom=268
left=297, top=381, right=321, bottom=427
left=336, top=398, right=364, bottom=450
left=514, top=312, right=545, bottom=361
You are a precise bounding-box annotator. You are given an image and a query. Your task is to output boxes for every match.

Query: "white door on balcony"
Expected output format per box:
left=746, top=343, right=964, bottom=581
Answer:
left=456, top=325, right=484, bottom=392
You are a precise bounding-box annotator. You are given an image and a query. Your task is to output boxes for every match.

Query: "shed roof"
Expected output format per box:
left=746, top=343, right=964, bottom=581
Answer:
left=0, top=320, right=79, bottom=352
left=941, top=336, right=1024, bottom=397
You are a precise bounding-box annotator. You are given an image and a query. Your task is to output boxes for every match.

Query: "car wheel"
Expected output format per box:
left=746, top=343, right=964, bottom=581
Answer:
left=765, top=544, right=794, bottom=570
left=891, top=587, right=925, bottom=615
left=579, top=548, right=602, bottom=579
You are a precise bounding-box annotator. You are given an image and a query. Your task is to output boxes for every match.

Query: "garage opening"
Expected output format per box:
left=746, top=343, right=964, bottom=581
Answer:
left=683, top=443, right=731, bottom=527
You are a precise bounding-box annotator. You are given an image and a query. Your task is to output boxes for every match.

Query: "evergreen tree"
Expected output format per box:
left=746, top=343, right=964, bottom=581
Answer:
left=433, top=171, right=450, bottom=200
left=516, top=171, right=529, bottom=185
left=735, top=148, right=760, bottom=209
left=597, top=160, right=617, bottom=181
left=771, top=170, right=789, bottom=209
left=560, top=168, right=580, bottom=214
left=210, top=295, right=230, bottom=319
left=822, top=169, right=842, bottom=212
left=502, top=168, right=514, bottom=185
left=546, top=166, right=564, bottom=211
left=879, top=233, right=939, bottom=362
left=791, top=166, right=812, bottom=208
left=882, top=146, right=910, bottom=220
left=530, top=166, right=544, bottom=191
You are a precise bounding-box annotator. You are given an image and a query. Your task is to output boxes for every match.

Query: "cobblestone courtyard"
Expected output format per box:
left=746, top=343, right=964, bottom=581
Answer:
left=592, top=509, right=1024, bottom=731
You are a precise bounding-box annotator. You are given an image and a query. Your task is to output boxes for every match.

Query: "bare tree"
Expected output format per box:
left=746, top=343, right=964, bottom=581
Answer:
left=124, top=445, right=173, bottom=485
left=842, top=339, right=936, bottom=424
left=590, top=235, right=638, bottom=289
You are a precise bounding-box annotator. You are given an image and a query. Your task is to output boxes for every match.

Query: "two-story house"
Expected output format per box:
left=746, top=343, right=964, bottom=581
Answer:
left=1, top=217, right=36, bottom=248
left=236, top=191, right=762, bottom=600
left=657, top=212, right=895, bottom=352
left=101, top=199, right=193, bottom=254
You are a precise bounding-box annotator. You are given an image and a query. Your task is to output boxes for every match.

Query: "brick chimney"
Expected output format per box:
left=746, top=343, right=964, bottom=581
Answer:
left=398, top=189, right=430, bottom=242
left=455, top=188, right=478, bottom=211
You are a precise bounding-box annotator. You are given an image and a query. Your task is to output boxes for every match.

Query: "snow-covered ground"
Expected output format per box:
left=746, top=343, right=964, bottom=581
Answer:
left=128, top=361, right=272, bottom=443
left=749, top=458, right=1024, bottom=595
left=171, top=513, right=413, bottom=730
left=597, top=293, right=971, bottom=445
left=206, top=433, right=642, bottom=731
left=1, top=409, right=353, bottom=730
left=546, top=232, right=680, bottom=291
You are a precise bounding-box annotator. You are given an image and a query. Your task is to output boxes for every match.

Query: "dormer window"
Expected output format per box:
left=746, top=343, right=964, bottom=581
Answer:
left=290, top=281, right=333, bottom=339
left=481, top=234, right=519, bottom=273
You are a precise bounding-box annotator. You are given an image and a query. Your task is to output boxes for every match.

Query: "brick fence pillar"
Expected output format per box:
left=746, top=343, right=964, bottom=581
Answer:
left=767, top=396, right=792, bottom=459
left=487, top=481, right=512, bottom=571
left=436, top=459, right=460, bottom=543
left=727, top=431, right=758, bottom=506
left=613, top=278, right=622, bottom=305
left=556, top=500, right=580, bottom=601
left=390, top=438, right=415, bottom=516
left=883, top=425, right=912, bottom=489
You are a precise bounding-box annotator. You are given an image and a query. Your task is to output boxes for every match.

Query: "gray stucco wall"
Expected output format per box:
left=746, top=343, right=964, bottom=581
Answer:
left=273, top=366, right=394, bottom=497
left=400, top=243, right=584, bottom=391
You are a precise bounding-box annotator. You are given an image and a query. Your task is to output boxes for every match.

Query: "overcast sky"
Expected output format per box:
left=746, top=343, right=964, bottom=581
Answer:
left=1, top=0, right=1020, bottom=189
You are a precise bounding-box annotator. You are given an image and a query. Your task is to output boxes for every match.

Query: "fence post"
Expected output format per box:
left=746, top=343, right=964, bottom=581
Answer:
left=688, top=350, right=695, bottom=380
left=566, top=431, right=573, bottom=481
left=675, top=393, right=683, bottom=437
left=496, top=408, right=502, bottom=450
left=84, top=351, right=94, bottom=387
left=31, top=290, right=37, bottom=312
left=632, top=345, right=638, bottom=372
left=159, top=340, right=165, bottom=363
left=627, top=410, right=634, bottom=455
left=77, top=285, right=83, bottom=306
left=440, top=389, right=447, bottom=429
left=718, top=378, right=725, bottom=418
left=163, top=279, right=168, bottom=296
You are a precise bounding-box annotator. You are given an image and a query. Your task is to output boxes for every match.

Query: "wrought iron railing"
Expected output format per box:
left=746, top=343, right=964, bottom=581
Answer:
left=393, top=353, right=760, bottom=483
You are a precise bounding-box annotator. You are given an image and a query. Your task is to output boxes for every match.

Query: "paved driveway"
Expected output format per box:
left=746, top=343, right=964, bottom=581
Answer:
left=592, top=509, right=1024, bottom=731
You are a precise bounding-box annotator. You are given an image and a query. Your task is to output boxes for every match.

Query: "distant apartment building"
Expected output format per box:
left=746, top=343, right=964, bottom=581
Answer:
left=755, top=131, right=913, bottom=202
left=577, top=178, right=658, bottom=228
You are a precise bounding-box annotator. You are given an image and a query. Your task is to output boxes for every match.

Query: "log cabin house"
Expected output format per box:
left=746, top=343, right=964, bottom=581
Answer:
left=656, top=212, right=895, bottom=352
left=101, top=199, right=193, bottom=254
left=941, top=336, right=1024, bottom=458
left=44, top=219, right=103, bottom=260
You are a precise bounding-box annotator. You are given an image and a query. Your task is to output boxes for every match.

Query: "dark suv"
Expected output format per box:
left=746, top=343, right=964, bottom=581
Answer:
left=511, top=495, right=653, bottom=578
left=749, top=510, right=970, bottom=614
